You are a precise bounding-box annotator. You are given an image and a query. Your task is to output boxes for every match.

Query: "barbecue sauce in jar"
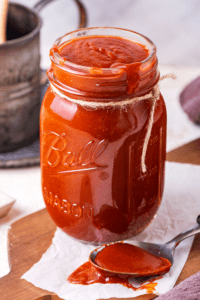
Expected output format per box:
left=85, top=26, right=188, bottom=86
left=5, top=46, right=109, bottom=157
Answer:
left=40, top=27, right=166, bottom=244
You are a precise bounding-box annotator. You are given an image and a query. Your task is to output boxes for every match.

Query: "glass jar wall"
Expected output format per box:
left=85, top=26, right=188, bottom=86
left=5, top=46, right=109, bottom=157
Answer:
left=40, top=27, right=167, bottom=244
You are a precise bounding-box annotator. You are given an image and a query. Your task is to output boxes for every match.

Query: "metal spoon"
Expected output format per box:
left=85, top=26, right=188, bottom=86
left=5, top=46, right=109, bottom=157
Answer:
left=89, top=215, right=200, bottom=277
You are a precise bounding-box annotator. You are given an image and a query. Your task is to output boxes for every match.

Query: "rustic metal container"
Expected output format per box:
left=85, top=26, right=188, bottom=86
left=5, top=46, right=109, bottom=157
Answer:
left=0, top=0, right=87, bottom=153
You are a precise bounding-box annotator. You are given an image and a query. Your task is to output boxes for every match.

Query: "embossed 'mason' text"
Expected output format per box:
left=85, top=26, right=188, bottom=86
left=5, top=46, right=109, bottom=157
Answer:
left=43, top=187, right=94, bottom=219
left=42, top=131, right=108, bottom=173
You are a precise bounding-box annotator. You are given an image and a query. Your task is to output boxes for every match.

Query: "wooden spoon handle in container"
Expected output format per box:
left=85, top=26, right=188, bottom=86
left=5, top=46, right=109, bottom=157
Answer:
left=0, top=0, right=8, bottom=43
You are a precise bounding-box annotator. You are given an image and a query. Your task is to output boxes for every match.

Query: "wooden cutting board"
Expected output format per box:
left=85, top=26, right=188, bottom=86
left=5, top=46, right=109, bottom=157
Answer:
left=0, top=138, right=200, bottom=300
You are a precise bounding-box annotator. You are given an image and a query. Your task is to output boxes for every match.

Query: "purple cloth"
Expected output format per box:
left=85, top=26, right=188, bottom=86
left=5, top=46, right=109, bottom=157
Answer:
left=180, top=76, right=200, bottom=124
left=156, top=271, right=200, bottom=300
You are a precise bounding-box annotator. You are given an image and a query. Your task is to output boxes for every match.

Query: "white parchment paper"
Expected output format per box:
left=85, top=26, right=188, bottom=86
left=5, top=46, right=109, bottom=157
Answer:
left=22, top=162, right=200, bottom=299
left=0, top=65, right=200, bottom=280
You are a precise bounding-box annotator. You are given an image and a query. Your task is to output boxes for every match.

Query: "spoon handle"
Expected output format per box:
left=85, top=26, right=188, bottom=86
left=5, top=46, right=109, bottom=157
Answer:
left=166, top=215, right=200, bottom=247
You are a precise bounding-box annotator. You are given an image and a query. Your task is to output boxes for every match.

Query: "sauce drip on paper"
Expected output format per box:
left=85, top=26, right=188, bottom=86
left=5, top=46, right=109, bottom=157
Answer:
left=67, top=261, right=159, bottom=293
left=67, top=243, right=171, bottom=292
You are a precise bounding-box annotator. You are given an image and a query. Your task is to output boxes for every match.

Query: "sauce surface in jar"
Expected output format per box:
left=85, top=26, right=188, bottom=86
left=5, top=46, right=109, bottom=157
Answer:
left=41, top=28, right=167, bottom=244
left=58, top=36, right=149, bottom=68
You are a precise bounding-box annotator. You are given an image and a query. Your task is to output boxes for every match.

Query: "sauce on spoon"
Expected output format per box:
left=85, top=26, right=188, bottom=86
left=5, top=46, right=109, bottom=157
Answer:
left=94, top=242, right=171, bottom=276
left=67, top=242, right=171, bottom=291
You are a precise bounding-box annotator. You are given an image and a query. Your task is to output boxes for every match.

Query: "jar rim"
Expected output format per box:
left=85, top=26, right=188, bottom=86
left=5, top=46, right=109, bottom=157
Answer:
left=50, top=27, right=156, bottom=74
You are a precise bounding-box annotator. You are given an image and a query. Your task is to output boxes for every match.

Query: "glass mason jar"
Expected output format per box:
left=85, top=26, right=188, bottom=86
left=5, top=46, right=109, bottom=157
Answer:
left=40, top=27, right=167, bottom=244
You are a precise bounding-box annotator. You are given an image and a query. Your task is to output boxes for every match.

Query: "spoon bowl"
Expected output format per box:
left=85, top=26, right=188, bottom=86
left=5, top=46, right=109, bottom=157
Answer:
left=89, top=215, right=200, bottom=277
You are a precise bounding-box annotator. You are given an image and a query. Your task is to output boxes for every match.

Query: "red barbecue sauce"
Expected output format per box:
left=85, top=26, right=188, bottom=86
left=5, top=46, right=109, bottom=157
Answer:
left=41, top=30, right=167, bottom=244
left=58, top=36, right=149, bottom=68
left=95, top=243, right=171, bottom=276
left=67, top=261, right=159, bottom=293
left=68, top=243, right=171, bottom=292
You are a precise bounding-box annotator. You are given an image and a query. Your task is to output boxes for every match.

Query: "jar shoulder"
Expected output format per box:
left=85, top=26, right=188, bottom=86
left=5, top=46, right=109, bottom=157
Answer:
left=41, top=88, right=166, bottom=141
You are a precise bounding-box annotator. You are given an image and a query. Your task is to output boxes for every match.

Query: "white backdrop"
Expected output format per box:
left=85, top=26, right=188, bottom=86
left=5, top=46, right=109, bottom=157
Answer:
left=11, top=0, right=200, bottom=69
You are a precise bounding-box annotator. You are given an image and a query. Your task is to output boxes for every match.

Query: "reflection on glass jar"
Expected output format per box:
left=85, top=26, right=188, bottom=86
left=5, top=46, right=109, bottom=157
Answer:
left=40, top=27, right=167, bottom=244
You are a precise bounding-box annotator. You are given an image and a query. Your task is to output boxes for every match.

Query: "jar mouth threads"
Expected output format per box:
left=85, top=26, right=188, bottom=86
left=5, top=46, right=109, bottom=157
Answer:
left=48, top=27, right=159, bottom=100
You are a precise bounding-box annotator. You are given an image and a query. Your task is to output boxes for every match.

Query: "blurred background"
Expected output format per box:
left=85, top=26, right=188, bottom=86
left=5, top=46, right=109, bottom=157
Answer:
left=11, top=0, right=200, bottom=69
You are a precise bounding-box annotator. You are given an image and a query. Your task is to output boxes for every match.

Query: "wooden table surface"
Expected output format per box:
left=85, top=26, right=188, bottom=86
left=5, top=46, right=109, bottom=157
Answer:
left=0, top=138, right=200, bottom=300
